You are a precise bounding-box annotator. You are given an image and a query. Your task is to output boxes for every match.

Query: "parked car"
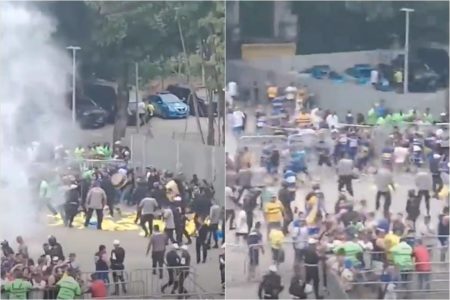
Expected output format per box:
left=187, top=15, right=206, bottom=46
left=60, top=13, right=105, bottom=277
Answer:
left=391, top=55, right=441, bottom=92
left=148, top=92, right=189, bottom=119
left=345, top=64, right=373, bottom=84
left=84, top=81, right=117, bottom=123
left=166, top=84, right=217, bottom=117
left=416, top=47, right=449, bottom=88
left=300, top=65, right=331, bottom=79
left=76, top=96, right=108, bottom=129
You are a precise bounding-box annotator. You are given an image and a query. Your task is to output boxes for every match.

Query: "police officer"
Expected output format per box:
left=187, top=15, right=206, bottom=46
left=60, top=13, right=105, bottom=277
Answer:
left=48, top=236, right=65, bottom=261
left=258, top=265, right=284, bottom=299
left=303, top=238, right=323, bottom=299
left=110, top=240, right=127, bottom=296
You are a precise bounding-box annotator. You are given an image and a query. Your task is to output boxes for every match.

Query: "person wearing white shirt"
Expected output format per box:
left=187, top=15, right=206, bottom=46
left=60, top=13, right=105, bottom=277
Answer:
left=370, top=69, right=379, bottom=85
left=227, top=81, right=238, bottom=99
left=310, top=107, right=323, bottom=128
left=232, top=109, right=246, bottom=137
left=235, top=205, right=249, bottom=244
left=326, top=112, right=339, bottom=129
left=285, top=84, right=297, bottom=101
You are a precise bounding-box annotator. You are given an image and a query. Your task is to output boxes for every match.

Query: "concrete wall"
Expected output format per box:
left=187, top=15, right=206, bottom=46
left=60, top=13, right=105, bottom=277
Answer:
left=242, top=49, right=404, bottom=73
left=227, top=54, right=447, bottom=118
left=129, top=135, right=225, bottom=205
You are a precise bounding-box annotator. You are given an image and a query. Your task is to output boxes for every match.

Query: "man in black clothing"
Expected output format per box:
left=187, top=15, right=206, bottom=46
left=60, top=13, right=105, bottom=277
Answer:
left=175, top=245, right=191, bottom=298
left=110, top=240, right=127, bottom=295
left=48, top=236, right=64, bottom=261
left=196, top=219, right=209, bottom=264
left=219, top=245, right=225, bottom=294
left=161, top=244, right=181, bottom=294
left=278, top=182, right=294, bottom=234
left=64, top=183, right=80, bottom=228
left=101, top=174, right=116, bottom=217
left=258, top=265, right=284, bottom=299
left=303, top=238, right=323, bottom=299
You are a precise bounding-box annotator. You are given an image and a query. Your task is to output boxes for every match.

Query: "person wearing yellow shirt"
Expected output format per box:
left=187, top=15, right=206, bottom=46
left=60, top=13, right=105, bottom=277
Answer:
left=269, top=224, right=285, bottom=265
left=264, top=195, right=284, bottom=233
left=295, top=109, right=311, bottom=128
left=165, top=175, right=179, bottom=202
left=267, top=85, right=278, bottom=102
left=384, top=231, right=400, bottom=262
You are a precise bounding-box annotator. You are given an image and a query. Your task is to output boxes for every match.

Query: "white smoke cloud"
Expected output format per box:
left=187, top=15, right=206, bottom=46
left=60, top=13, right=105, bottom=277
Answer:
left=0, top=2, right=77, bottom=240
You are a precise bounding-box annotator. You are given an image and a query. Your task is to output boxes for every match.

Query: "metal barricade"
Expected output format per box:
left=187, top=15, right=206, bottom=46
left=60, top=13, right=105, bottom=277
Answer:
left=128, top=266, right=200, bottom=298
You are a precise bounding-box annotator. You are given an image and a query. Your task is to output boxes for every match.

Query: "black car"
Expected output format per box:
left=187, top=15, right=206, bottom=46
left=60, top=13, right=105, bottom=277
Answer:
left=391, top=55, right=441, bottom=92
left=166, top=84, right=218, bottom=117
left=76, top=97, right=108, bottom=129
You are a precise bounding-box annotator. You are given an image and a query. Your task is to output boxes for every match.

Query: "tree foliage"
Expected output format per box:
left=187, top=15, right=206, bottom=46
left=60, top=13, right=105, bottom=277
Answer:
left=41, top=1, right=224, bottom=142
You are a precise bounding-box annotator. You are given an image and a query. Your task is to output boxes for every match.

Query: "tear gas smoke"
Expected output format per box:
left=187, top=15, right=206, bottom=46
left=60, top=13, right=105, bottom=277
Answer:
left=0, top=2, right=78, bottom=240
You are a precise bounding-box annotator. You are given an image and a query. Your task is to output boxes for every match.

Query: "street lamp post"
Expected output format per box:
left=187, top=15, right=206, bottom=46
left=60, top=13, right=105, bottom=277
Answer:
left=400, top=8, right=414, bottom=94
left=67, top=46, right=81, bottom=123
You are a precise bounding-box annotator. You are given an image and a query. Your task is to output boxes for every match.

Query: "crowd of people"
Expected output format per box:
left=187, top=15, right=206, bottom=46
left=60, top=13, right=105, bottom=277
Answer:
left=1, top=140, right=226, bottom=299
left=225, top=82, right=449, bottom=299
left=1, top=233, right=225, bottom=299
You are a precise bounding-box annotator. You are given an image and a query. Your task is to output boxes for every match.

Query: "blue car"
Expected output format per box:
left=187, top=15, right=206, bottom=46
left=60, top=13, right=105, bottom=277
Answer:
left=345, top=64, right=373, bottom=84
left=149, top=92, right=190, bottom=119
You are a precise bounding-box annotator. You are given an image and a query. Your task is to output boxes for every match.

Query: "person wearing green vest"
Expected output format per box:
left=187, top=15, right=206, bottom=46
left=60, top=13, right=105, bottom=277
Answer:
left=74, top=146, right=85, bottom=160
left=3, top=271, right=33, bottom=299
left=103, top=143, right=112, bottom=159
left=423, top=107, right=434, bottom=124
left=390, top=238, right=413, bottom=272
left=391, top=111, right=403, bottom=125
left=376, top=117, right=385, bottom=126
left=334, top=234, right=364, bottom=267
left=367, top=107, right=377, bottom=125
left=40, top=178, right=58, bottom=215
left=56, top=271, right=82, bottom=299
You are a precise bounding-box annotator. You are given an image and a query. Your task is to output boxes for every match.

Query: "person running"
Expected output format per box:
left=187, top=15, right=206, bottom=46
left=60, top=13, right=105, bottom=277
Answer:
left=247, top=221, right=264, bottom=280
left=136, top=195, right=159, bottom=237
left=146, top=224, right=168, bottom=279
left=264, top=194, right=284, bottom=237
left=161, top=243, right=181, bottom=294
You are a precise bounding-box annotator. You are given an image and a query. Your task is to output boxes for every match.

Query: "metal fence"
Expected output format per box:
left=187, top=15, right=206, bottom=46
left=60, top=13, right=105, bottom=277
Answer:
left=129, top=134, right=225, bottom=205
left=2, top=266, right=222, bottom=300
left=227, top=237, right=449, bottom=299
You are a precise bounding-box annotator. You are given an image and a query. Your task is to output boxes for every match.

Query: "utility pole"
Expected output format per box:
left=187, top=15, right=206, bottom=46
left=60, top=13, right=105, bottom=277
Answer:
left=400, top=8, right=414, bottom=94
left=135, top=62, right=140, bottom=133
left=67, top=46, right=81, bottom=123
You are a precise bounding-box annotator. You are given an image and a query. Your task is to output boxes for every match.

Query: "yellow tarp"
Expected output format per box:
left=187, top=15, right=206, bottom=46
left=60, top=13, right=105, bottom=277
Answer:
left=47, top=212, right=198, bottom=236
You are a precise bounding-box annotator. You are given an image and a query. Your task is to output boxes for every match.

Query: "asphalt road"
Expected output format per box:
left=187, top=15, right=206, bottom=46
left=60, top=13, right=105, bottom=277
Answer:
left=225, top=107, right=449, bottom=299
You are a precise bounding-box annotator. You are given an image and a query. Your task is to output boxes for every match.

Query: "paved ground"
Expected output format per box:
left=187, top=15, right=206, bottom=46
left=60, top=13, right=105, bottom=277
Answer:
left=77, top=115, right=214, bottom=146
left=225, top=105, right=449, bottom=299
left=10, top=206, right=223, bottom=299
left=2, top=115, right=224, bottom=299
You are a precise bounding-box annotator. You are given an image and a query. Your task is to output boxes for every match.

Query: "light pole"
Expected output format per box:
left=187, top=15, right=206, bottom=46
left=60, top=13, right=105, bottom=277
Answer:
left=67, top=46, right=81, bottom=123
left=135, top=62, right=140, bottom=133
left=400, top=8, right=414, bottom=94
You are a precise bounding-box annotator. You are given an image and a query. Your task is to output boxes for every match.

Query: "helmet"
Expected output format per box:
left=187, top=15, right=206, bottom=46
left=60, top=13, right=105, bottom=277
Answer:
left=48, top=236, right=56, bottom=245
